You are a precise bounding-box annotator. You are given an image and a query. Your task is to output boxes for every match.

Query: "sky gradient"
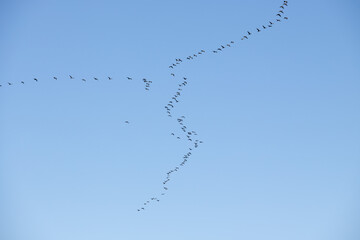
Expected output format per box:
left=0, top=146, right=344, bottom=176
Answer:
left=1, top=0, right=360, bottom=240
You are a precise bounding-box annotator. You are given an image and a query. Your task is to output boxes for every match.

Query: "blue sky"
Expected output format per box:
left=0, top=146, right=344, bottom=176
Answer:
left=0, top=0, right=359, bottom=239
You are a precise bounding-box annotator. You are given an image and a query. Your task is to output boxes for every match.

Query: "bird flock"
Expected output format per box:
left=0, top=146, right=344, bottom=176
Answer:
left=0, top=0, right=290, bottom=212
left=0, top=75, right=153, bottom=92
left=137, top=0, right=290, bottom=211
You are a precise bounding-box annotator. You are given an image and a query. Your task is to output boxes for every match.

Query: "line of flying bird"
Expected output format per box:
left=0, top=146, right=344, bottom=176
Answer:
left=0, top=75, right=152, bottom=92
left=138, top=0, right=290, bottom=212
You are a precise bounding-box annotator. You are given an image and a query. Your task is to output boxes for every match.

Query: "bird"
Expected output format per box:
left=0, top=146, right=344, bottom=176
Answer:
left=257, top=28, right=261, bottom=32
left=247, top=31, right=251, bottom=35
left=269, top=21, right=274, bottom=25
left=262, top=25, right=267, bottom=29
left=277, top=13, right=282, bottom=17
left=69, top=75, right=73, bottom=79
left=108, top=77, right=112, bottom=80
left=53, top=77, right=57, bottom=80
left=94, top=77, right=98, bottom=80
left=171, top=73, right=175, bottom=76
left=284, top=17, right=288, bottom=20
left=7, top=82, right=12, bottom=85
left=127, top=77, right=132, bottom=80
left=125, top=121, right=129, bottom=124
left=82, top=78, right=86, bottom=82
left=21, top=81, right=24, bottom=84
left=34, top=78, right=38, bottom=82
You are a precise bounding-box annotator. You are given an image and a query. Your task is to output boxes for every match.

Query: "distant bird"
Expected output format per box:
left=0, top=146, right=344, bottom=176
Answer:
left=262, top=25, right=267, bottom=29
left=257, top=28, right=261, bottom=32
left=277, top=13, right=282, bottom=17
left=69, top=75, right=73, bottom=79
left=127, top=77, right=132, bottom=80
left=269, top=21, right=274, bottom=25
left=284, top=17, right=288, bottom=20
left=276, top=19, right=281, bottom=22
left=34, top=78, right=38, bottom=82
left=94, top=77, right=98, bottom=80
left=247, top=31, right=251, bottom=35
left=53, top=77, right=57, bottom=80
left=21, top=81, right=24, bottom=84
left=7, top=82, right=12, bottom=85
left=108, top=77, right=112, bottom=80
left=82, top=78, right=86, bottom=82
left=125, top=121, right=129, bottom=124
left=171, top=73, right=175, bottom=76
left=230, top=41, right=234, bottom=43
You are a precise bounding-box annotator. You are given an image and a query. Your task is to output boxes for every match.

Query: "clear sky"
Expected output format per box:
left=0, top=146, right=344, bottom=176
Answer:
left=0, top=0, right=359, bottom=239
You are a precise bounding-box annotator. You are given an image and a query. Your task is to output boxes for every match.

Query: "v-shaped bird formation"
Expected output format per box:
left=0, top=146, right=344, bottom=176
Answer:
left=137, top=0, right=290, bottom=211
left=0, top=0, right=290, bottom=212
